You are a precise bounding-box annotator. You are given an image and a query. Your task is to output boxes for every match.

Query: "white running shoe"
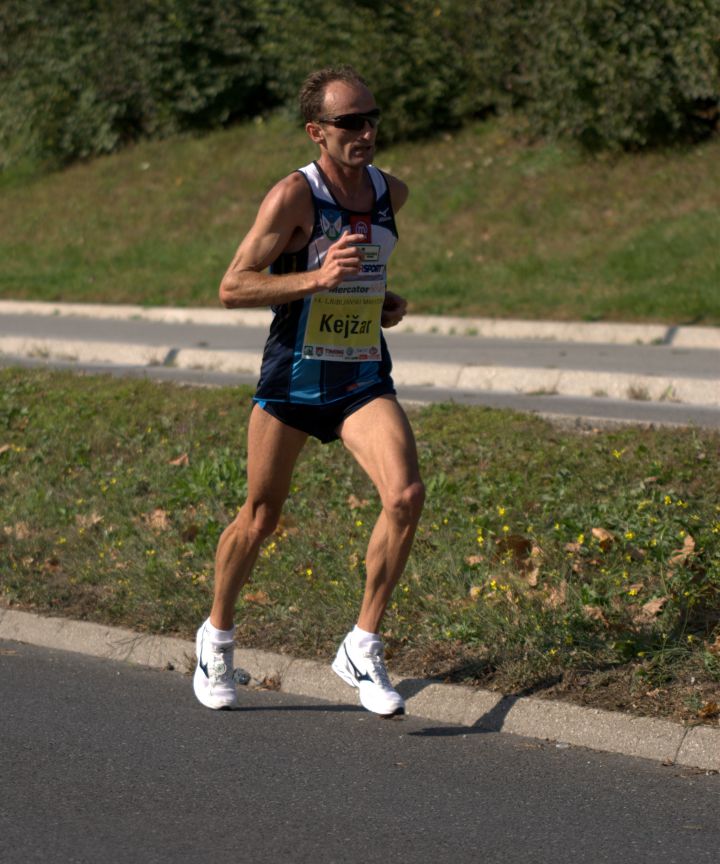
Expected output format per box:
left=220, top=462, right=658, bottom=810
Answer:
left=193, top=621, right=239, bottom=710
left=332, top=633, right=405, bottom=717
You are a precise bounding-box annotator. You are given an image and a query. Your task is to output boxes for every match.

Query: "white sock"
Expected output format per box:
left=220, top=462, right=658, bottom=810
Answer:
left=352, top=625, right=380, bottom=649
left=206, top=619, right=235, bottom=643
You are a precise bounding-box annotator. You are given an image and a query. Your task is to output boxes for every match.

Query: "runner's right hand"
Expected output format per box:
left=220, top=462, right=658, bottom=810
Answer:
left=316, top=232, right=366, bottom=290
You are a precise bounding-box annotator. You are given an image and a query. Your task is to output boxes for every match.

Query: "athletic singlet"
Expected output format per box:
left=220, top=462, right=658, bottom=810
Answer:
left=254, top=161, right=399, bottom=405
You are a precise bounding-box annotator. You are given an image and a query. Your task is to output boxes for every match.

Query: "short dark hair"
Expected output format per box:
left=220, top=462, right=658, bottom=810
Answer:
left=298, top=66, right=368, bottom=123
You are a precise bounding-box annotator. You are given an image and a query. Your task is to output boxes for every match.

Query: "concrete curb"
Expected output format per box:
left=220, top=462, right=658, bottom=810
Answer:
left=1, top=607, right=717, bottom=771
left=2, top=335, right=718, bottom=407
left=2, top=299, right=719, bottom=349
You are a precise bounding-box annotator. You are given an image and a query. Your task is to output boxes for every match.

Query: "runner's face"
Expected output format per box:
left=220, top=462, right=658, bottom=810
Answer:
left=315, top=81, right=378, bottom=168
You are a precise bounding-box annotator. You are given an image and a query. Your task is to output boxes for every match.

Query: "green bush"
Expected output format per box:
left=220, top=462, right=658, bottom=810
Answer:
left=252, top=0, right=720, bottom=148
left=521, top=0, right=720, bottom=149
left=0, top=0, right=268, bottom=167
left=0, top=0, right=718, bottom=167
left=257, top=0, right=521, bottom=142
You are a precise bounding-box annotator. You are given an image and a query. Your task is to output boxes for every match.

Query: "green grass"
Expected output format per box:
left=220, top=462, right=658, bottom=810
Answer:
left=2, top=368, right=719, bottom=722
left=1, top=115, right=719, bottom=322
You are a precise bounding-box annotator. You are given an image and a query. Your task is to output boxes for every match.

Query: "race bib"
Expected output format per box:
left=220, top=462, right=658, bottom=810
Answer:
left=302, top=278, right=385, bottom=362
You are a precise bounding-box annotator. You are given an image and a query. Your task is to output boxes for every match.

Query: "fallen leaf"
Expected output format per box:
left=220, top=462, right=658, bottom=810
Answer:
left=669, top=534, right=695, bottom=567
left=169, top=453, right=189, bottom=467
left=641, top=596, right=667, bottom=617
left=496, top=534, right=532, bottom=559
left=545, top=581, right=567, bottom=608
left=243, top=590, right=272, bottom=606
left=526, top=562, right=540, bottom=587
left=347, top=494, right=369, bottom=510
left=495, top=534, right=542, bottom=584
left=698, top=702, right=720, bottom=720
left=257, top=676, right=280, bottom=690
left=591, top=527, right=614, bottom=550
left=584, top=604, right=609, bottom=626
left=275, top=515, right=299, bottom=535
left=465, top=554, right=484, bottom=566
left=5, top=522, right=31, bottom=540
left=0, top=444, right=10, bottom=455
left=146, top=508, right=170, bottom=531
left=76, top=512, right=103, bottom=530
left=632, top=595, right=669, bottom=626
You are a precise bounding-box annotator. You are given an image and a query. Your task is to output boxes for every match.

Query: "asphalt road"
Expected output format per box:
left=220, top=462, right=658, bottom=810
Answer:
left=4, top=312, right=720, bottom=379
left=1, top=640, right=718, bottom=864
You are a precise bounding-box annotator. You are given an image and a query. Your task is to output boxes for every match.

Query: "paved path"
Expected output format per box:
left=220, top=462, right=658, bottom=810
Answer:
left=2, top=608, right=718, bottom=773
left=1, top=301, right=719, bottom=428
left=2, top=639, right=719, bottom=864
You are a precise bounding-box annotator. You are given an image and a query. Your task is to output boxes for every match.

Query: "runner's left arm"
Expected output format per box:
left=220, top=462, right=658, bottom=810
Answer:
left=382, top=175, right=410, bottom=328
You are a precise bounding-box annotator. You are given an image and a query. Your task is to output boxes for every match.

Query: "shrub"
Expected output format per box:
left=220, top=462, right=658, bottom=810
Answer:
left=0, top=0, right=268, bottom=167
left=1, top=0, right=718, bottom=167
left=521, top=0, right=720, bottom=149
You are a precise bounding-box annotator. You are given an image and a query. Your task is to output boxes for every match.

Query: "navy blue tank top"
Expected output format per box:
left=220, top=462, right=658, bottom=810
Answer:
left=254, top=161, right=399, bottom=405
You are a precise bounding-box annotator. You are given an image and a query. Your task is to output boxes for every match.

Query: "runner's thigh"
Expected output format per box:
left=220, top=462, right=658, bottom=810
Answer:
left=246, top=403, right=308, bottom=506
left=337, top=395, right=421, bottom=500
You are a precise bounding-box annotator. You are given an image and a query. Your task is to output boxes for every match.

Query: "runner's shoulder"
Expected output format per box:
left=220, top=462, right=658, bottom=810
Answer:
left=256, top=170, right=313, bottom=232
left=264, top=170, right=313, bottom=211
left=382, top=173, right=409, bottom=212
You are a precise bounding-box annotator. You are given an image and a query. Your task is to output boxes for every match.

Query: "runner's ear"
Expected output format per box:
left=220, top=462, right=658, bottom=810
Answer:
left=306, top=121, right=325, bottom=145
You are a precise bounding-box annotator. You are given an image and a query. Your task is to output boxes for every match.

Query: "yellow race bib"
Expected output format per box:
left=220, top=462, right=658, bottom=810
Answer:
left=302, top=277, right=385, bottom=362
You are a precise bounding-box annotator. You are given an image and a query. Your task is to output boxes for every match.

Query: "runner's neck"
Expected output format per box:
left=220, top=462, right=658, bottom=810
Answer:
left=316, top=160, right=374, bottom=212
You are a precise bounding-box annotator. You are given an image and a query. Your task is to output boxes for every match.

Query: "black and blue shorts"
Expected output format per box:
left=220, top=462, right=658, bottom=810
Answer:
left=255, top=379, right=396, bottom=444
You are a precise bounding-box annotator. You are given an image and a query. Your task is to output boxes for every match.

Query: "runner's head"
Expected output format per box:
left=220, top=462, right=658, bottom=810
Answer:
left=299, top=67, right=370, bottom=124
left=301, top=67, right=379, bottom=169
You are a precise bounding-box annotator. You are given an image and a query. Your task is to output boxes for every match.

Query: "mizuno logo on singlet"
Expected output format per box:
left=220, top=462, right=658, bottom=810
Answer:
left=377, top=208, right=392, bottom=223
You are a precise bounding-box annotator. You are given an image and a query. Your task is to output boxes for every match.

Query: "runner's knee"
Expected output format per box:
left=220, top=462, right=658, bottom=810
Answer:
left=236, top=500, right=282, bottom=542
left=384, top=480, right=425, bottom=526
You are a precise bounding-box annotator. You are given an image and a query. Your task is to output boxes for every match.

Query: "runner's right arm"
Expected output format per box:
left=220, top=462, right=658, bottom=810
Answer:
left=220, top=173, right=366, bottom=308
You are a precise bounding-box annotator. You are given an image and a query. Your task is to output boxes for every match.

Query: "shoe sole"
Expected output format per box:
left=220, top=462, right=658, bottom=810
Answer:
left=332, top=654, right=405, bottom=719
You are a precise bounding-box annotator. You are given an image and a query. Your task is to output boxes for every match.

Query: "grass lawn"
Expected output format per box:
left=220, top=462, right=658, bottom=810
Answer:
left=2, top=367, right=719, bottom=725
left=1, top=115, right=719, bottom=323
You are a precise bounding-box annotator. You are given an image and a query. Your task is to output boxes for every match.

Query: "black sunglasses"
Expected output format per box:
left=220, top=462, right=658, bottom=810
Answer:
left=317, top=109, right=381, bottom=131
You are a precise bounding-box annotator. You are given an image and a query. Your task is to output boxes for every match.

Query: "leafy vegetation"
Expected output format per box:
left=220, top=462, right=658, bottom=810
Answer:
left=1, top=0, right=717, bottom=167
left=1, top=368, right=718, bottom=723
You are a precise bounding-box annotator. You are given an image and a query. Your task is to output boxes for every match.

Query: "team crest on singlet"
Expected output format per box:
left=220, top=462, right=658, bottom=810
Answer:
left=320, top=209, right=342, bottom=240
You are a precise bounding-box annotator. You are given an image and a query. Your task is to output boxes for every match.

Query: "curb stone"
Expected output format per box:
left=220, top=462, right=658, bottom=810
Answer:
left=1, top=300, right=719, bottom=349
left=1, top=608, right=718, bottom=771
left=1, top=336, right=719, bottom=408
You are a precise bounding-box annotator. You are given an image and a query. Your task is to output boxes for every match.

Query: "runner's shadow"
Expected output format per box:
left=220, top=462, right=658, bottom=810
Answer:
left=231, top=703, right=364, bottom=714
left=404, top=675, right=562, bottom=738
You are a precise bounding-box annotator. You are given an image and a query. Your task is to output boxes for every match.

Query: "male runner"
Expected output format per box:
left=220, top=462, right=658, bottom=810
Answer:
left=193, top=66, right=425, bottom=717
